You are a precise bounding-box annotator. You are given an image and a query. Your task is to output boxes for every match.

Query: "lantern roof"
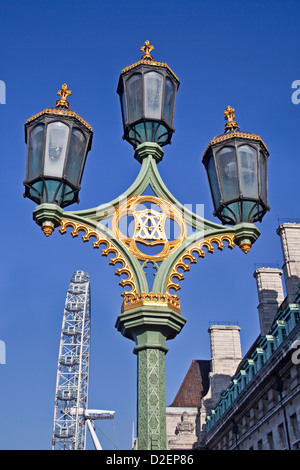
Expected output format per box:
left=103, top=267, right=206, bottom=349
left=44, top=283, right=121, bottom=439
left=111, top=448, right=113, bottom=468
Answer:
left=26, top=84, right=93, bottom=132
left=203, top=105, right=268, bottom=160
left=120, top=40, right=180, bottom=84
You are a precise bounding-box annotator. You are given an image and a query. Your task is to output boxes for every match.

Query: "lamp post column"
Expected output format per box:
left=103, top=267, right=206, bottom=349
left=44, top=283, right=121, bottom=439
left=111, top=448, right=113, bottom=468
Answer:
left=116, top=303, right=186, bottom=450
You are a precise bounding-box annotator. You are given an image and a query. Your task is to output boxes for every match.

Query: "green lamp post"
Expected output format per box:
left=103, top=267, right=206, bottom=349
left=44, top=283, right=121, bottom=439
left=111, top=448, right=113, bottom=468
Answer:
left=24, top=42, right=270, bottom=450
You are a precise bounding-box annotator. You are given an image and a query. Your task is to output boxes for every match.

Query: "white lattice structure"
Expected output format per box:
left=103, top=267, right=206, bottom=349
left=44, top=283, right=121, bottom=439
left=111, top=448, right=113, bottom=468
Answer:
left=52, top=270, right=91, bottom=450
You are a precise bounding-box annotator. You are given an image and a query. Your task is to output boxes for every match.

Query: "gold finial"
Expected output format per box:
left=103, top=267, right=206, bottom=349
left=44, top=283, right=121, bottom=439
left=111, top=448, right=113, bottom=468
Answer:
left=56, top=83, right=72, bottom=108
left=41, top=224, right=54, bottom=237
left=239, top=242, right=252, bottom=254
left=224, top=105, right=239, bottom=131
left=140, top=40, right=154, bottom=60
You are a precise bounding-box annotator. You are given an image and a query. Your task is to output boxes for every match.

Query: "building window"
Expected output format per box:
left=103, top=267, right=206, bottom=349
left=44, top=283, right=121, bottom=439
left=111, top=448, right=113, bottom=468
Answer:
left=267, top=431, right=274, bottom=450
left=241, top=374, right=247, bottom=389
left=256, top=352, right=264, bottom=370
left=249, top=406, right=257, bottom=427
left=278, top=423, right=287, bottom=449
left=257, top=439, right=263, bottom=450
left=292, top=311, right=300, bottom=326
left=276, top=325, right=287, bottom=343
left=290, top=413, right=299, bottom=448
left=247, top=364, right=255, bottom=382
left=266, top=340, right=276, bottom=358
left=287, top=315, right=293, bottom=332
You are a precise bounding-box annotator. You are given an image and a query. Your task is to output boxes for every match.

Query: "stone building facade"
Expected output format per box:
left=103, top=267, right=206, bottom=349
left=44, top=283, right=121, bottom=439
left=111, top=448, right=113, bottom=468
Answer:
left=166, top=222, right=300, bottom=450
left=166, top=360, right=209, bottom=449
left=166, top=326, right=242, bottom=449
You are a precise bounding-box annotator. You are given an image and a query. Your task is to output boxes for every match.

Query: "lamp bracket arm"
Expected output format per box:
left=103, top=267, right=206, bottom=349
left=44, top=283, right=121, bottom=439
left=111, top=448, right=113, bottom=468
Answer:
left=152, top=227, right=237, bottom=294
left=152, top=221, right=261, bottom=295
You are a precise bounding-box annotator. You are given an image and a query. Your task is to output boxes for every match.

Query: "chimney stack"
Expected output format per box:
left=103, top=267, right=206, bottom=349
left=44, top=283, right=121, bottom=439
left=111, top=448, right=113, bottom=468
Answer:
left=253, top=267, right=284, bottom=335
left=277, top=223, right=300, bottom=303
left=207, top=325, right=242, bottom=405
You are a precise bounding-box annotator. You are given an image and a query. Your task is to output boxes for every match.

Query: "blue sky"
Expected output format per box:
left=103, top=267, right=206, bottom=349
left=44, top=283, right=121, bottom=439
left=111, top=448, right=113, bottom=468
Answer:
left=0, top=0, right=300, bottom=450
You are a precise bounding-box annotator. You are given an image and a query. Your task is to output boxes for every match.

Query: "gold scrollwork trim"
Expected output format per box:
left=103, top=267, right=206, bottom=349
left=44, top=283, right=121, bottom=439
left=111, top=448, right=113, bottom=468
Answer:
left=59, top=219, right=137, bottom=300
left=121, top=60, right=179, bottom=83
left=166, top=234, right=236, bottom=293
left=122, top=291, right=181, bottom=315
left=26, top=107, right=92, bottom=131
left=203, top=131, right=268, bottom=155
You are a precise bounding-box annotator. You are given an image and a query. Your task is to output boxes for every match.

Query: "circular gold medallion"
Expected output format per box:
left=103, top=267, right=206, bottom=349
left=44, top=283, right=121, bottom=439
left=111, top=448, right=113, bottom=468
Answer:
left=112, top=195, right=187, bottom=262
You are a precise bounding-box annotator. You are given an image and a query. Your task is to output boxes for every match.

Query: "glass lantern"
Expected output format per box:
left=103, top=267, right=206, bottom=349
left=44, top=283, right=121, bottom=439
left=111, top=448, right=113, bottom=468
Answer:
left=24, top=84, right=93, bottom=208
left=202, top=106, right=269, bottom=225
left=117, top=41, right=180, bottom=149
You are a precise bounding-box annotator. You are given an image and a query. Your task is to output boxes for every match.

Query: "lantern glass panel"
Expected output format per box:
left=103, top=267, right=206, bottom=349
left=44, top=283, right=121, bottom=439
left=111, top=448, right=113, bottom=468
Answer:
left=120, top=89, right=126, bottom=124
left=28, top=123, right=44, bottom=180
left=45, top=180, right=63, bottom=203
left=44, top=122, right=69, bottom=178
left=153, top=122, right=169, bottom=144
left=163, top=77, right=175, bottom=126
left=238, top=145, right=258, bottom=198
left=129, top=122, right=146, bottom=144
left=29, top=181, right=43, bottom=201
left=127, top=73, right=142, bottom=123
left=207, top=154, right=221, bottom=208
left=222, top=202, right=240, bottom=224
left=242, top=200, right=257, bottom=221
left=145, top=121, right=155, bottom=140
left=61, top=184, right=76, bottom=204
left=144, top=71, right=163, bottom=119
left=259, top=150, right=267, bottom=203
left=216, top=146, right=239, bottom=201
left=65, top=128, right=86, bottom=185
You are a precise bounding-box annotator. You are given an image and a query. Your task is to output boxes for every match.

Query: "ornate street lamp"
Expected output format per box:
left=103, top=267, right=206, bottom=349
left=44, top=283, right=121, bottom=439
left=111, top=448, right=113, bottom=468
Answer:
left=24, top=84, right=93, bottom=235
left=202, top=105, right=269, bottom=226
left=117, top=40, right=179, bottom=153
left=24, top=42, right=270, bottom=450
